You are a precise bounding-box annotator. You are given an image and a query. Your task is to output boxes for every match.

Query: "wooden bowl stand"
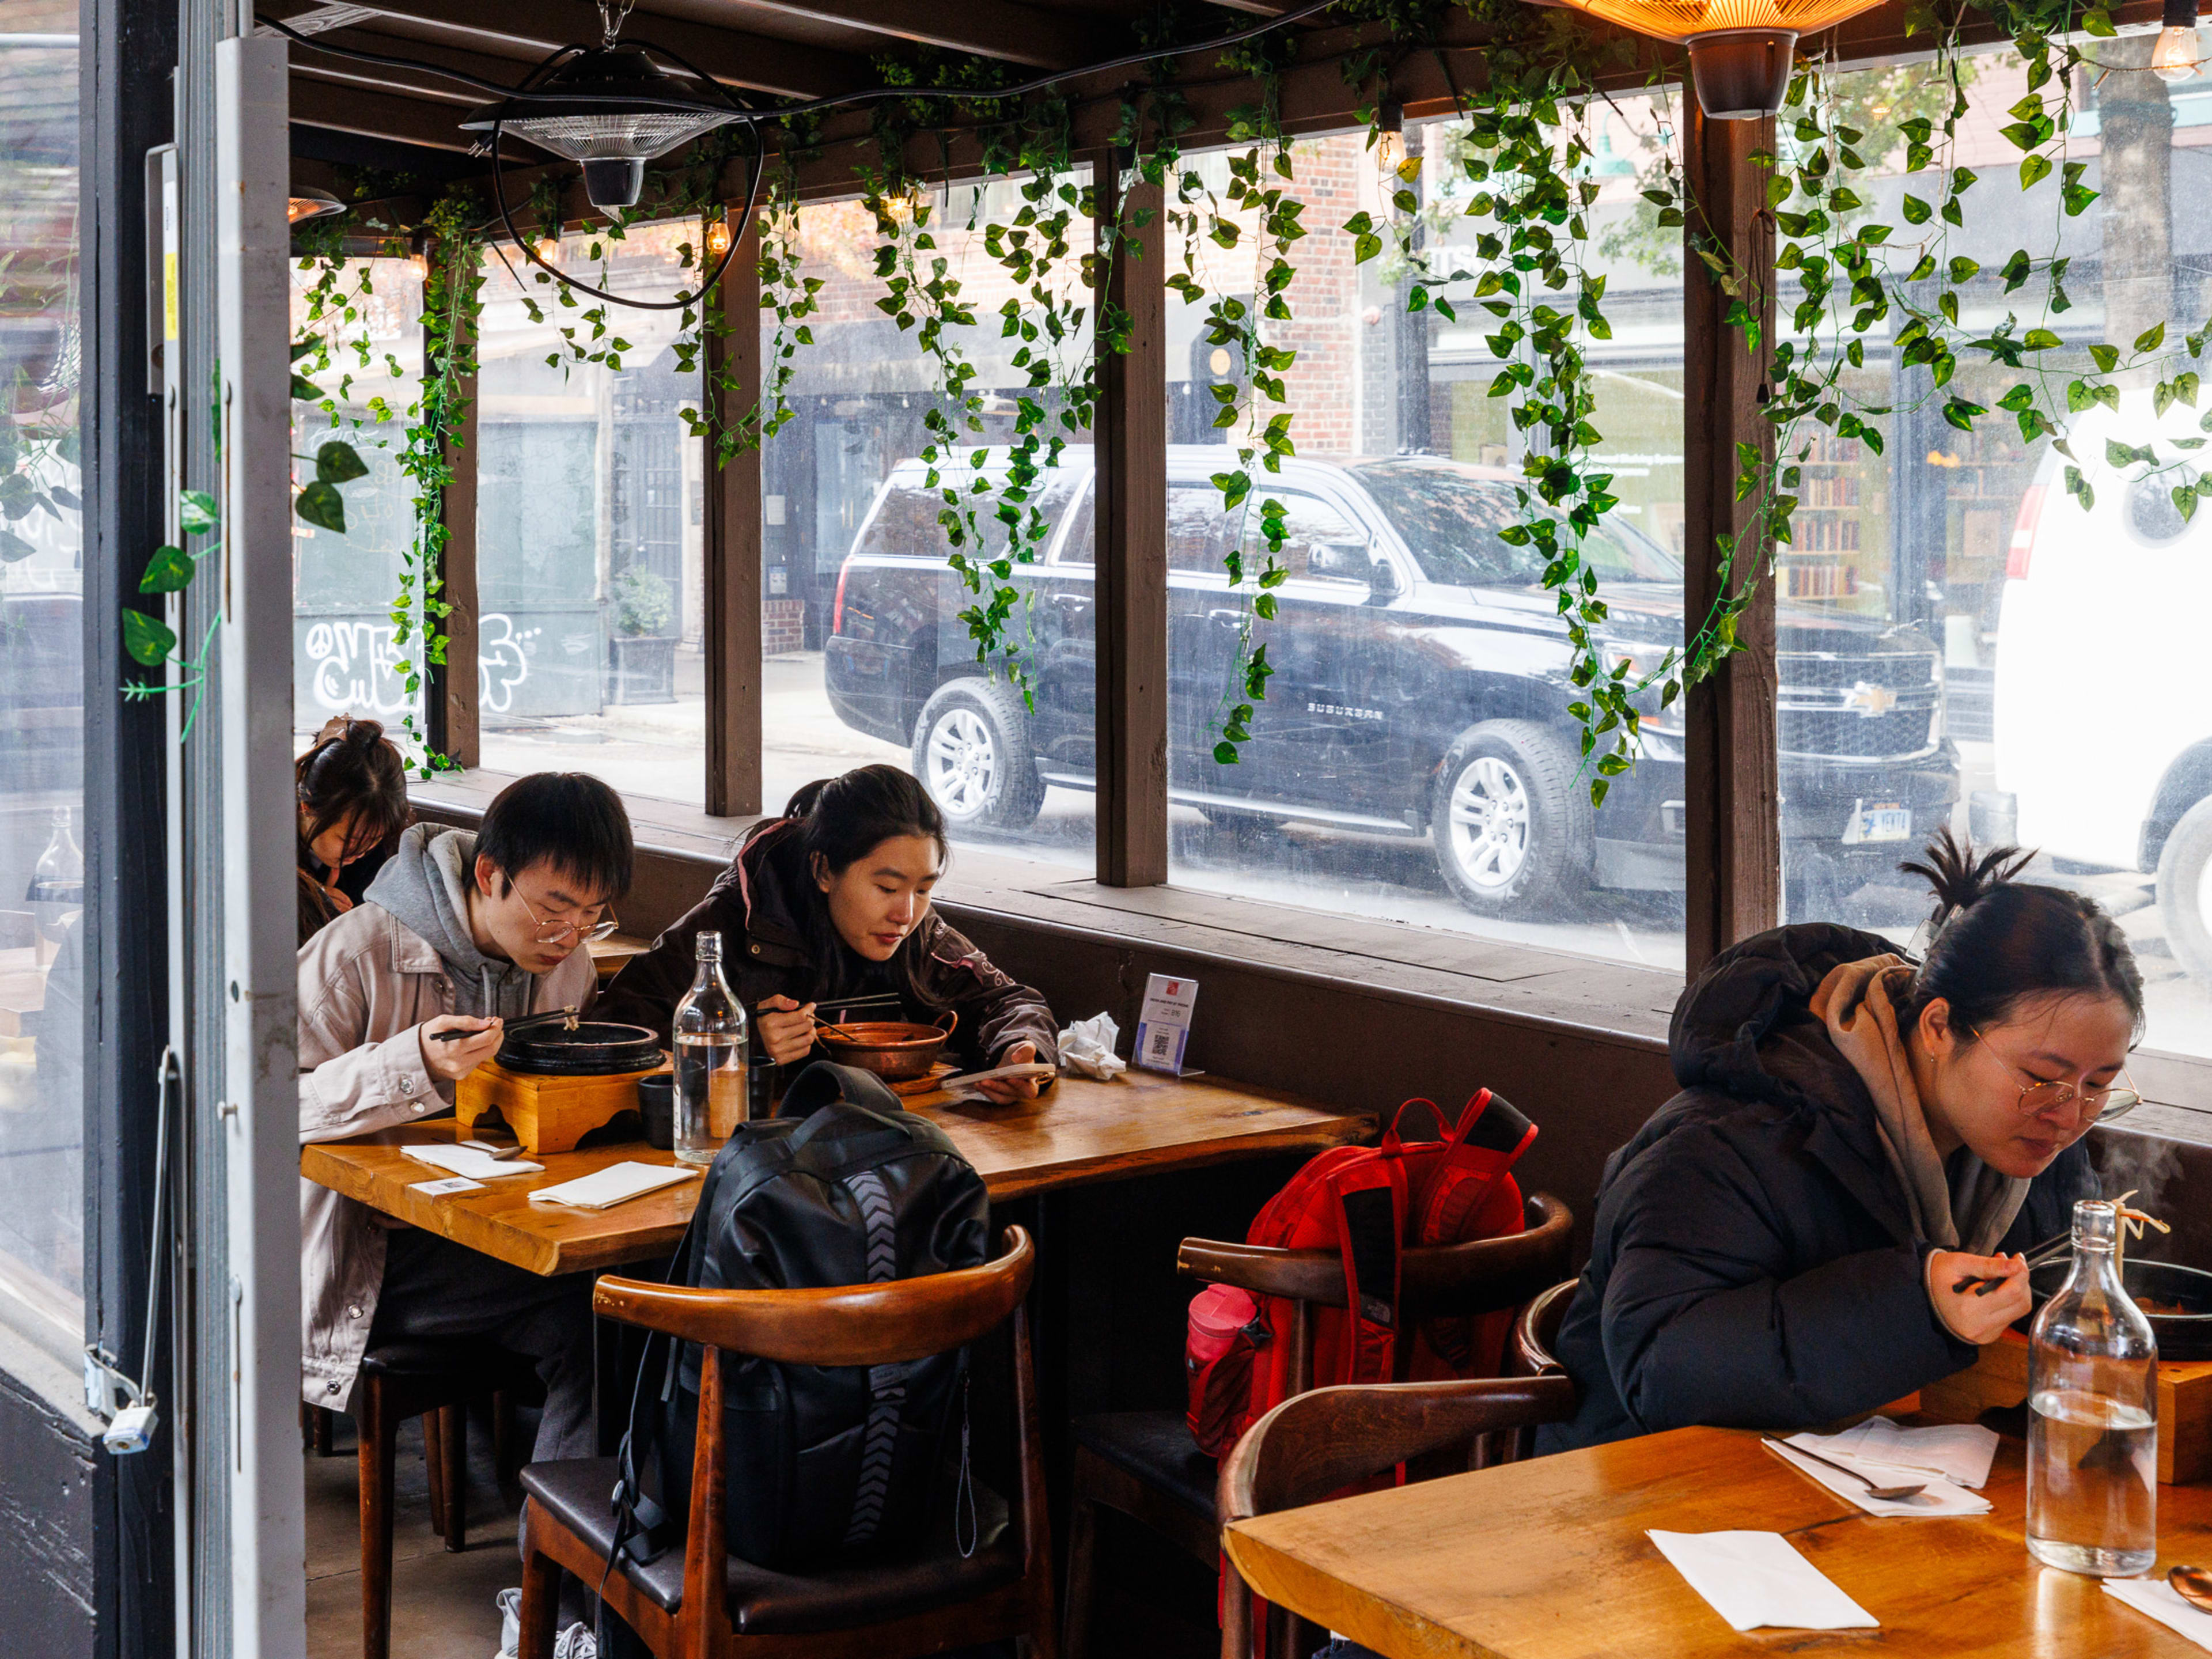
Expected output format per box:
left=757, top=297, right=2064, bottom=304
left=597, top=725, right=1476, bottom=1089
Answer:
left=456, top=1056, right=668, bottom=1155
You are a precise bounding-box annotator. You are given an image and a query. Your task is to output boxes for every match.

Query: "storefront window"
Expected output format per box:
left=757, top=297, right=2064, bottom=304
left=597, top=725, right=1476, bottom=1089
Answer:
left=768, top=182, right=1096, bottom=869
left=1160, top=119, right=1688, bottom=971
left=1762, top=44, right=2212, bottom=1060
left=0, top=9, right=85, bottom=1354
left=476, top=224, right=707, bottom=804
left=291, top=257, right=425, bottom=748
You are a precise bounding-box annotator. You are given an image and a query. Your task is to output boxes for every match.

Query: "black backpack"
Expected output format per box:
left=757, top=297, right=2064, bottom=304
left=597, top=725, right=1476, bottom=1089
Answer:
left=613, top=1062, right=991, bottom=1571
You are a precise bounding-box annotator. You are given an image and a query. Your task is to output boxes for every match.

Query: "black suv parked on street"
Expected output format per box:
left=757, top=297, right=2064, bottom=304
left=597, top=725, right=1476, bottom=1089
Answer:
left=824, top=449, right=1957, bottom=919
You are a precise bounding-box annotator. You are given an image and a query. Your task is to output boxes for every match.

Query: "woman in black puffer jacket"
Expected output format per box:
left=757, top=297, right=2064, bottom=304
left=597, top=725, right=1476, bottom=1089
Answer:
left=1543, top=831, right=2142, bottom=1452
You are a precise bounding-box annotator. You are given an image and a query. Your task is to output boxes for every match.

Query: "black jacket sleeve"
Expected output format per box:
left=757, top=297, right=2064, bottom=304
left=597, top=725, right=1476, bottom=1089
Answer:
left=1599, top=1123, right=1976, bottom=1434
left=919, top=919, right=1059, bottom=1070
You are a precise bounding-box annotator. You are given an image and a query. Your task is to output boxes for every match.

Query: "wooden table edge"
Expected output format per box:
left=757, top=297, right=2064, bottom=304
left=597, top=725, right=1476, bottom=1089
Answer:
left=301, top=1140, right=576, bottom=1277
left=975, top=1113, right=1376, bottom=1205
left=1223, top=1521, right=1495, bottom=1659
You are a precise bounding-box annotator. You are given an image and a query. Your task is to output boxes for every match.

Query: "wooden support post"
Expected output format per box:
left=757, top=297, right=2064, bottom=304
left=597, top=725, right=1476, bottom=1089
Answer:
left=431, top=275, right=479, bottom=767
left=1681, top=108, right=1781, bottom=974
left=1092, top=155, right=1168, bottom=887
left=706, top=207, right=764, bottom=817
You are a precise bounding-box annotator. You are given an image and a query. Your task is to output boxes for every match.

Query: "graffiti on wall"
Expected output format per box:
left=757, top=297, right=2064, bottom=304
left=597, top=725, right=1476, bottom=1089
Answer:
left=302, top=612, right=537, bottom=716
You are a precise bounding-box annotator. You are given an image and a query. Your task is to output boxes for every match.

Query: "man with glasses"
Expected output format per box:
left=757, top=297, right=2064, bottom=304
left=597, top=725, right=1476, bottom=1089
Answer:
left=297, top=771, right=633, bottom=1655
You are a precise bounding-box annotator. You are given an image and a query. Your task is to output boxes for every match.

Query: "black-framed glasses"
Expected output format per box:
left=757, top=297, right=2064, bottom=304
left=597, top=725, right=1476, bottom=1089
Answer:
left=517, top=890, right=620, bottom=947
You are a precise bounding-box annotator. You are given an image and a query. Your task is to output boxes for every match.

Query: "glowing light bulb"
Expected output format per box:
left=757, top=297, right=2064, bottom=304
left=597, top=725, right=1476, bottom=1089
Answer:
left=2154, top=22, right=2200, bottom=82
left=1374, top=103, right=1406, bottom=179
left=536, top=235, right=560, bottom=263
left=409, top=249, right=429, bottom=277
left=705, top=215, right=732, bottom=259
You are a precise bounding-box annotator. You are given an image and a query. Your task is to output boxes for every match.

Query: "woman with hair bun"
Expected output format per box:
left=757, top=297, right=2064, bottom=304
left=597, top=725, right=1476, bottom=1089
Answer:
left=594, top=763, right=1058, bottom=1102
left=1544, top=827, right=2142, bottom=1451
left=295, top=715, right=411, bottom=945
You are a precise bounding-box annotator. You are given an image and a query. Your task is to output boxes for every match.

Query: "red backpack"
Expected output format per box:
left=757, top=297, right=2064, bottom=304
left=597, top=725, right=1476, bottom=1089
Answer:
left=1185, top=1090, right=1536, bottom=1459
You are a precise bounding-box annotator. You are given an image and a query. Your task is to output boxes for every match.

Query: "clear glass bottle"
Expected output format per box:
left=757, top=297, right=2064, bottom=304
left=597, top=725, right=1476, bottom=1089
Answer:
left=2027, top=1198, right=2158, bottom=1575
left=26, top=805, right=83, bottom=903
left=672, top=930, right=749, bottom=1168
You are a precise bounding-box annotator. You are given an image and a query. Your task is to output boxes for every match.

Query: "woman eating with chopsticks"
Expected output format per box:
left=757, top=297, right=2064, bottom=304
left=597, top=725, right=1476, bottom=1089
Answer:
left=594, top=764, right=1058, bottom=1103
left=1543, top=829, right=2142, bottom=1452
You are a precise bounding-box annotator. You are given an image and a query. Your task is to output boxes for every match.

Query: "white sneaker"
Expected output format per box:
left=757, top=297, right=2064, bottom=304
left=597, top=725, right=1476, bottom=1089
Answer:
left=492, top=1591, right=596, bottom=1659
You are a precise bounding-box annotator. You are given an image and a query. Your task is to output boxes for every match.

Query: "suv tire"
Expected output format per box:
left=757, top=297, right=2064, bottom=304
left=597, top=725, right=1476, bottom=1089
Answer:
left=1430, top=719, right=1593, bottom=917
left=2158, top=794, right=2212, bottom=980
left=911, top=677, right=1046, bottom=832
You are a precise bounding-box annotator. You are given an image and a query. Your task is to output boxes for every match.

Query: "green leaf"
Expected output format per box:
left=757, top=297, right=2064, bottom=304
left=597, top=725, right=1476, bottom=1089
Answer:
left=2089, top=343, right=2120, bottom=374
left=1212, top=740, right=1240, bottom=765
left=0, top=528, right=33, bottom=562
left=315, top=440, right=369, bottom=484
left=2019, top=153, right=2052, bottom=190
left=139, top=544, right=195, bottom=593
left=1942, top=397, right=1985, bottom=431
left=123, top=608, right=177, bottom=666
left=1900, top=195, right=1932, bottom=224
left=2024, top=328, right=2062, bottom=351
left=2137, top=321, right=2168, bottom=354
left=291, top=372, right=324, bottom=402
left=180, top=489, right=218, bottom=534
left=294, top=479, right=347, bottom=534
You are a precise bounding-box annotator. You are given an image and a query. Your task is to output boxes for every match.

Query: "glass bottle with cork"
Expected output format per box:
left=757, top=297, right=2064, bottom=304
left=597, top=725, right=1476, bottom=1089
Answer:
left=672, top=929, right=749, bottom=1167
left=2026, top=1196, right=2158, bottom=1575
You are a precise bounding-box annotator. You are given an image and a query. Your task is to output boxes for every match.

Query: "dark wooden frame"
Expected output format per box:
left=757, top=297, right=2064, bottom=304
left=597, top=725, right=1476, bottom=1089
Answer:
left=704, top=207, right=766, bottom=817
left=516, top=1227, right=1056, bottom=1659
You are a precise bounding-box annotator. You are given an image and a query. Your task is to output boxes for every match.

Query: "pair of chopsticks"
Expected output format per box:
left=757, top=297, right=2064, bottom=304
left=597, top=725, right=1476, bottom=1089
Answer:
left=1950, top=1230, right=2074, bottom=1297
left=430, top=1005, right=579, bottom=1044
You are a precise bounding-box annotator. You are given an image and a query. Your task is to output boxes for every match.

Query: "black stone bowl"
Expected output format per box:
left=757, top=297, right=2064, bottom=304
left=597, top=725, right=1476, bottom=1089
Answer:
left=498, top=1020, right=665, bottom=1077
left=2029, top=1256, right=2212, bottom=1361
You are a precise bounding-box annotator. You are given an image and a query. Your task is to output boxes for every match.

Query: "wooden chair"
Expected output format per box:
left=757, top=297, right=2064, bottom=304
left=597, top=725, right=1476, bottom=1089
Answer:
left=1511, top=1278, right=1576, bottom=1380
left=1059, top=1192, right=1573, bottom=1659
left=516, top=1226, right=1054, bottom=1659
left=354, top=1339, right=539, bottom=1659
left=1217, top=1366, right=1580, bottom=1659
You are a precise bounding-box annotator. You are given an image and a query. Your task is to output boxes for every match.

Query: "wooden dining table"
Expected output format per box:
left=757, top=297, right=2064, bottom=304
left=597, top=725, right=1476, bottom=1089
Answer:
left=1222, top=1422, right=2212, bottom=1658
left=300, top=1065, right=1372, bottom=1277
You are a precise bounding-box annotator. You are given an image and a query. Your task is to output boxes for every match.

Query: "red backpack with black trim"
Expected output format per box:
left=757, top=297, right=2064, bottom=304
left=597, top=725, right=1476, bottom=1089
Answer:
left=1184, top=1090, right=1537, bottom=1459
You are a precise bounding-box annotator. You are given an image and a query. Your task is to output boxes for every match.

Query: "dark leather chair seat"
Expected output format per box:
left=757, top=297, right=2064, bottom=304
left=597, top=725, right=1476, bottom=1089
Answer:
left=520, top=1457, right=1019, bottom=1635
left=1072, top=1410, right=1216, bottom=1518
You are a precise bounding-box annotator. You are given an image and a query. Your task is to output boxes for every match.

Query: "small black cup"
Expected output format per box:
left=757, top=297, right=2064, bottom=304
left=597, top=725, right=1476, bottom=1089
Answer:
left=636, top=1074, right=675, bottom=1151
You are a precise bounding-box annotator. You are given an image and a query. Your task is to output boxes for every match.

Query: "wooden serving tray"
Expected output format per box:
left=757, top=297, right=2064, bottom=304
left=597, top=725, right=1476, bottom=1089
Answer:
left=1921, top=1328, right=2212, bottom=1484
left=456, top=1055, right=667, bottom=1154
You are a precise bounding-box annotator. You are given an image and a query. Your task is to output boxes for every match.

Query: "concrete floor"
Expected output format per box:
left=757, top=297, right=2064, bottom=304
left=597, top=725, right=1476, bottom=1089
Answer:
left=305, top=1411, right=522, bottom=1659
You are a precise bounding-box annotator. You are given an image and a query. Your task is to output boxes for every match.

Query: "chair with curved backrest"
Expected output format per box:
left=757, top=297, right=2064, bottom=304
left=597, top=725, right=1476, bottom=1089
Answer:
left=1215, top=1363, right=1580, bottom=1659
left=515, top=1226, right=1054, bottom=1659
left=1060, top=1194, right=1573, bottom=1659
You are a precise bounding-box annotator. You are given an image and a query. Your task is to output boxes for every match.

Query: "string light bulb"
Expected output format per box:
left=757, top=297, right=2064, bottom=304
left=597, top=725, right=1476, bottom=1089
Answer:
left=2154, top=0, right=2200, bottom=83
left=705, top=214, right=732, bottom=259
left=536, top=234, right=561, bottom=262
left=1373, top=103, right=1405, bottom=179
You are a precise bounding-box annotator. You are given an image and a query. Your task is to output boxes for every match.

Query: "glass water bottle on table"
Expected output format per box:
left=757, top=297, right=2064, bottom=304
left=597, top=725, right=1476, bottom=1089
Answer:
left=673, top=930, right=749, bottom=1167
left=2027, top=1197, right=2158, bottom=1576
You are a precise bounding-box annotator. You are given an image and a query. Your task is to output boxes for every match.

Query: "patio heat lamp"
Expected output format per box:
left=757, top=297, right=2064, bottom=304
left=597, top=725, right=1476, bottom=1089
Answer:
left=1547, top=0, right=1887, bottom=117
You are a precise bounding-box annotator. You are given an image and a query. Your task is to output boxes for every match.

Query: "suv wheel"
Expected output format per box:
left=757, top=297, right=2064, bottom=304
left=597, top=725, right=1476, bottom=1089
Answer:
left=2157, top=794, right=2212, bottom=979
left=911, top=677, right=1046, bottom=832
left=1429, top=720, right=1593, bottom=916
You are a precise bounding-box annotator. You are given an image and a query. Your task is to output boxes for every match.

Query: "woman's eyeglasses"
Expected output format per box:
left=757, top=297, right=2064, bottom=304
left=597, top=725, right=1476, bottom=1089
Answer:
left=2012, top=1074, right=2142, bottom=1124
left=517, top=890, right=621, bottom=948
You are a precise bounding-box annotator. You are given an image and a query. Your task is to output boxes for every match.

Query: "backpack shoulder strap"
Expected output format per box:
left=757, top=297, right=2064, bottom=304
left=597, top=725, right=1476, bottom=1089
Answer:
left=1325, top=1151, right=1409, bottom=1386
left=1418, top=1089, right=1539, bottom=1245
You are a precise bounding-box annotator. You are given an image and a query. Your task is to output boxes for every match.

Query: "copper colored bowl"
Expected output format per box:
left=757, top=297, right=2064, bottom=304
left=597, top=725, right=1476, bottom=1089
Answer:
left=817, top=1012, right=957, bottom=1082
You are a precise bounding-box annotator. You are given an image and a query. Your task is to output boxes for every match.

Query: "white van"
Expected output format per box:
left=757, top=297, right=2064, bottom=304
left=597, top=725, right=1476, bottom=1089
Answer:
left=1990, top=391, right=2212, bottom=974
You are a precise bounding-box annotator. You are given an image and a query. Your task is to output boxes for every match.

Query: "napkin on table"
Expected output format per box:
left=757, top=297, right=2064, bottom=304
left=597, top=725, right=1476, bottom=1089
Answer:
left=1056, top=1012, right=1126, bottom=1080
left=2105, top=1579, right=2212, bottom=1652
left=402, top=1143, right=543, bottom=1180
left=1646, top=1529, right=1879, bottom=1632
left=1804, top=1416, right=2001, bottom=1489
left=528, top=1161, right=698, bottom=1211
left=1767, top=1435, right=1993, bottom=1517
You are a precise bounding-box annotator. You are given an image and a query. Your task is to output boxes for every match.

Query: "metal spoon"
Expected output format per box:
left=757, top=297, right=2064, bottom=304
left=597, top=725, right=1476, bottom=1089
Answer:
left=2169, top=1565, right=2212, bottom=1613
left=1762, top=1438, right=1927, bottom=1502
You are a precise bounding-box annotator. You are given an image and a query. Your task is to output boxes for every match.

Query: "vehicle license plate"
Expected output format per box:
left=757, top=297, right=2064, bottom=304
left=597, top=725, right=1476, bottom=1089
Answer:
left=1842, top=801, right=1912, bottom=844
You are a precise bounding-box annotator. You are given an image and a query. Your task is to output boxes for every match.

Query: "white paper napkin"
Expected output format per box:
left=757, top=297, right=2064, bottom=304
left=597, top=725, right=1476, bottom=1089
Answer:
left=1802, top=1418, right=2001, bottom=1490
left=1767, top=1437, right=1991, bottom=1517
left=2104, top=1579, right=2212, bottom=1652
left=1646, top=1530, right=1879, bottom=1632
left=527, top=1161, right=698, bottom=1211
left=1056, top=1012, right=1126, bottom=1080
left=403, top=1143, right=543, bottom=1180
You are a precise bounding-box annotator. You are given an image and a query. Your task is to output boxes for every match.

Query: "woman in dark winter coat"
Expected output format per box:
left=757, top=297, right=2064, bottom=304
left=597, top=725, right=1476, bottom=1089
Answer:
left=1544, top=830, right=2142, bottom=1452
left=295, top=715, right=411, bottom=946
left=593, top=764, right=1058, bottom=1103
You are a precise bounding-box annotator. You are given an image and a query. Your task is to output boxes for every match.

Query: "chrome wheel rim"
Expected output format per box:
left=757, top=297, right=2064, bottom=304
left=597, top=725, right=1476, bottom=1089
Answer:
left=926, top=706, right=999, bottom=818
left=1446, top=755, right=1532, bottom=889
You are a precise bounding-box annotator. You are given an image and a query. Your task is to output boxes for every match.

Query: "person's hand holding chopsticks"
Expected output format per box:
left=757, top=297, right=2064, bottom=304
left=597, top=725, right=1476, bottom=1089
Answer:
left=421, top=1013, right=502, bottom=1082
left=755, top=994, right=819, bottom=1065
left=1927, top=1248, right=2031, bottom=1343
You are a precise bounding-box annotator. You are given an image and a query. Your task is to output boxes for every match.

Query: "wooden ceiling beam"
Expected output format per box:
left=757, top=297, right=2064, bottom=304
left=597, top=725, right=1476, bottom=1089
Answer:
left=717, top=0, right=1105, bottom=70
left=289, top=76, right=485, bottom=150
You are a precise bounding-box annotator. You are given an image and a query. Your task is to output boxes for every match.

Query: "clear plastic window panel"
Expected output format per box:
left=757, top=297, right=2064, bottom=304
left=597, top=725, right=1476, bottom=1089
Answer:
left=1768, top=46, right=2212, bottom=1059
left=1160, top=116, right=1687, bottom=969
left=767, top=179, right=1096, bottom=869
left=0, top=10, right=84, bottom=1349
left=475, top=224, right=710, bottom=804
